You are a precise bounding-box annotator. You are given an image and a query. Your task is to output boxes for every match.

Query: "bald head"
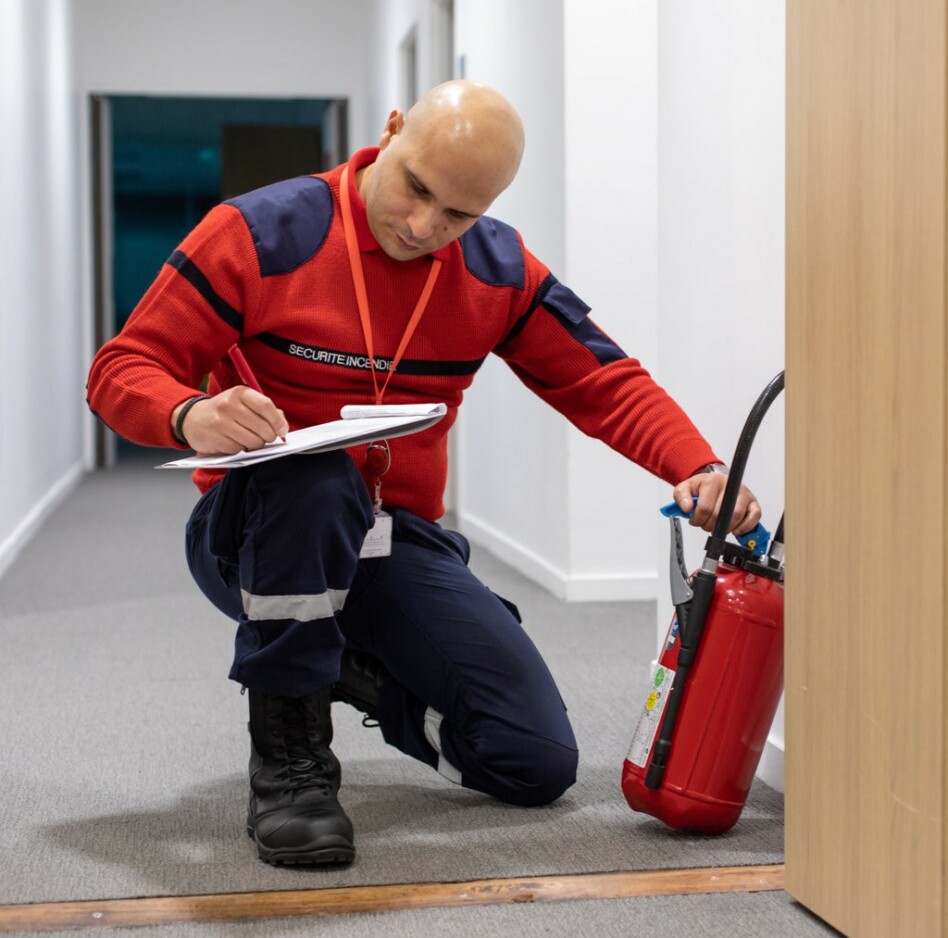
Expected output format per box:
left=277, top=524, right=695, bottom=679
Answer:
left=400, top=81, right=525, bottom=193
left=359, top=81, right=526, bottom=261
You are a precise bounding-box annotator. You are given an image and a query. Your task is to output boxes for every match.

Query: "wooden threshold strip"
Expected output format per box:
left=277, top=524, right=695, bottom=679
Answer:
left=0, top=864, right=784, bottom=934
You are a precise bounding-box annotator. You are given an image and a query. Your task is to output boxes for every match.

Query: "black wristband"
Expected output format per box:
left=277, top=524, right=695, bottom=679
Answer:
left=173, top=395, right=210, bottom=446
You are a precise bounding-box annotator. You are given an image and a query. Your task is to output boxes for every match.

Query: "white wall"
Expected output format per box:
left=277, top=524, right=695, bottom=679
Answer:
left=448, top=0, right=662, bottom=602
left=561, top=0, right=661, bottom=599
left=452, top=0, right=574, bottom=593
left=655, top=1, right=786, bottom=787
left=457, top=0, right=663, bottom=602
left=73, top=0, right=376, bottom=142
left=368, top=0, right=453, bottom=122
left=0, top=0, right=85, bottom=580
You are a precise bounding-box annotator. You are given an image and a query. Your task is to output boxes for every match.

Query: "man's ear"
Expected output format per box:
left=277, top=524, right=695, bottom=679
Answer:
left=378, top=109, right=405, bottom=149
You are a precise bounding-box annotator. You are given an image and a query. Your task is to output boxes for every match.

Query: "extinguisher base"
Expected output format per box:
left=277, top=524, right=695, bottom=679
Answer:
left=622, top=762, right=744, bottom=835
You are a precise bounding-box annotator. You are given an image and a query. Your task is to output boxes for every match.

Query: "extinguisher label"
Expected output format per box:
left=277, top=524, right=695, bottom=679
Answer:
left=626, top=663, right=676, bottom=768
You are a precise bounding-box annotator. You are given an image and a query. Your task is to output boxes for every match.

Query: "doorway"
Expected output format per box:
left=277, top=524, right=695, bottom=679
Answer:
left=91, top=94, right=348, bottom=466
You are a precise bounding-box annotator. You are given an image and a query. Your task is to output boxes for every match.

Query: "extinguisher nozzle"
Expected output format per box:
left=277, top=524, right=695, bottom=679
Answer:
left=645, top=739, right=671, bottom=790
left=645, top=761, right=665, bottom=790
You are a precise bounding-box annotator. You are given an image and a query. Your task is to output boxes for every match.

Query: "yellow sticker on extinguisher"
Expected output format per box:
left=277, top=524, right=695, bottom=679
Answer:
left=626, top=663, right=676, bottom=768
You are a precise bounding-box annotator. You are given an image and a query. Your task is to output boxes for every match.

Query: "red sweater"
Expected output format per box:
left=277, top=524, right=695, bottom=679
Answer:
left=87, top=148, right=719, bottom=521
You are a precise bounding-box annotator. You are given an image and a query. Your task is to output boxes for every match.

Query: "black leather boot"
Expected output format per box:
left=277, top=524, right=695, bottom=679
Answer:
left=331, top=649, right=389, bottom=721
left=246, top=686, right=354, bottom=866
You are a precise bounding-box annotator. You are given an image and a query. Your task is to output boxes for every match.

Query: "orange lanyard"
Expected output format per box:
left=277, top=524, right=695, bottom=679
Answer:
left=339, top=165, right=442, bottom=404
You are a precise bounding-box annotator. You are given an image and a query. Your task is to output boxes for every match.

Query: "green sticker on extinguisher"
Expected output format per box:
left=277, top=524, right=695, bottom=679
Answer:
left=626, top=662, right=676, bottom=769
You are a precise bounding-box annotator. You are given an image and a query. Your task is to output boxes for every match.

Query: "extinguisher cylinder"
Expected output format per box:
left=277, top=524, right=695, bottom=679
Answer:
left=622, top=563, right=784, bottom=833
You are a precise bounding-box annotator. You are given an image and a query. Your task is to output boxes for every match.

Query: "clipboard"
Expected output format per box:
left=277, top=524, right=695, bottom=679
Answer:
left=157, top=403, right=447, bottom=470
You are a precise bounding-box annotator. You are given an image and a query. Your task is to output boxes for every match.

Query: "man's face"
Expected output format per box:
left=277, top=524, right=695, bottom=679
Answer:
left=361, top=132, right=501, bottom=262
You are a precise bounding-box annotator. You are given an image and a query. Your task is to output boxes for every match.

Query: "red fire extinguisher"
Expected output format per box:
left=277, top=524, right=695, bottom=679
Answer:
left=621, top=371, right=785, bottom=834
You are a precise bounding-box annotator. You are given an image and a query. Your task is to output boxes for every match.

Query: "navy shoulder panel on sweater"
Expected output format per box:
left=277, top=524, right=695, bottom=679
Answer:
left=459, top=216, right=525, bottom=289
left=226, top=176, right=333, bottom=277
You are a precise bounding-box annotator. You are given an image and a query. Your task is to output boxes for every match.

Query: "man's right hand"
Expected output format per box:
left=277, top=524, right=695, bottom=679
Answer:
left=171, top=386, right=289, bottom=454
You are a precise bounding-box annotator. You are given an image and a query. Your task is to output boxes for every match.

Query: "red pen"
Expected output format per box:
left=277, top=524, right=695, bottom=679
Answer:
left=226, top=344, right=286, bottom=443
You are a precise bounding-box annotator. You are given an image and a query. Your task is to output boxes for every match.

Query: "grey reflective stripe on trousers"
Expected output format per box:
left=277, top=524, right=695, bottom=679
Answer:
left=240, top=588, right=349, bottom=621
left=424, top=706, right=463, bottom=784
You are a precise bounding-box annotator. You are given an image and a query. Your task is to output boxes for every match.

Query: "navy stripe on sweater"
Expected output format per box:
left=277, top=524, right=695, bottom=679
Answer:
left=167, top=250, right=243, bottom=331
left=255, top=331, right=486, bottom=377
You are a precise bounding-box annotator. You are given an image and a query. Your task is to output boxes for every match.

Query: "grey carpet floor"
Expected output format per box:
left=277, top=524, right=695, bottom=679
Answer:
left=0, top=462, right=784, bottom=907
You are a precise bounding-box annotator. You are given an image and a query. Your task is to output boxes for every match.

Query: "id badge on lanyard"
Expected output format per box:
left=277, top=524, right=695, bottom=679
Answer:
left=339, top=165, right=442, bottom=558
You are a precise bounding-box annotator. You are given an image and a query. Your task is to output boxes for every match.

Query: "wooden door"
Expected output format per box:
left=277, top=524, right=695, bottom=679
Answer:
left=785, top=1, right=948, bottom=935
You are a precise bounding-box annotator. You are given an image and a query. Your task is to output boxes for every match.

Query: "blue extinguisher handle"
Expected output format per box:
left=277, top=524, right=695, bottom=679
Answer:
left=659, top=500, right=771, bottom=559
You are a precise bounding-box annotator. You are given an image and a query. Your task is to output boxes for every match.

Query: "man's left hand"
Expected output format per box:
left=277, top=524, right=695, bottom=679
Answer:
left=672, top=471, right=761, bottom=536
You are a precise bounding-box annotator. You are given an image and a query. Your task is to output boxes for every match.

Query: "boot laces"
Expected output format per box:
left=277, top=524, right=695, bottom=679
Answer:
left=280, top=701, right=333, bottom=793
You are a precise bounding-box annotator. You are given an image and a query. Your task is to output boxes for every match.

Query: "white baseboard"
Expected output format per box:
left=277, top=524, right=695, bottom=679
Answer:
left=756, top=734, right=784, bottom=792
left=0, top=462, right=84, bottom=582
left=458, top=510, right=657, bottom=602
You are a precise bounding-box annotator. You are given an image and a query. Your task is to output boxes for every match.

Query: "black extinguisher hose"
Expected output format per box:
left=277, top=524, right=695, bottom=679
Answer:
left=704, top=370, right=785, bottom=562
left=645, top=569, right=716, bottom=788
left=645, top=370, right=785, bottom=790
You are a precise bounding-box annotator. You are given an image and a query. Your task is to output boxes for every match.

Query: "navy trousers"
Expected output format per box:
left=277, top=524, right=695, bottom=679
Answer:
left=185, top=451, right=578, bottom=807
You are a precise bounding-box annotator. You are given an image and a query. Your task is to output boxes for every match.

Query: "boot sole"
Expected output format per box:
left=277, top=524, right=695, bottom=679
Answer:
left=246, top=824, right=355, bottom=867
